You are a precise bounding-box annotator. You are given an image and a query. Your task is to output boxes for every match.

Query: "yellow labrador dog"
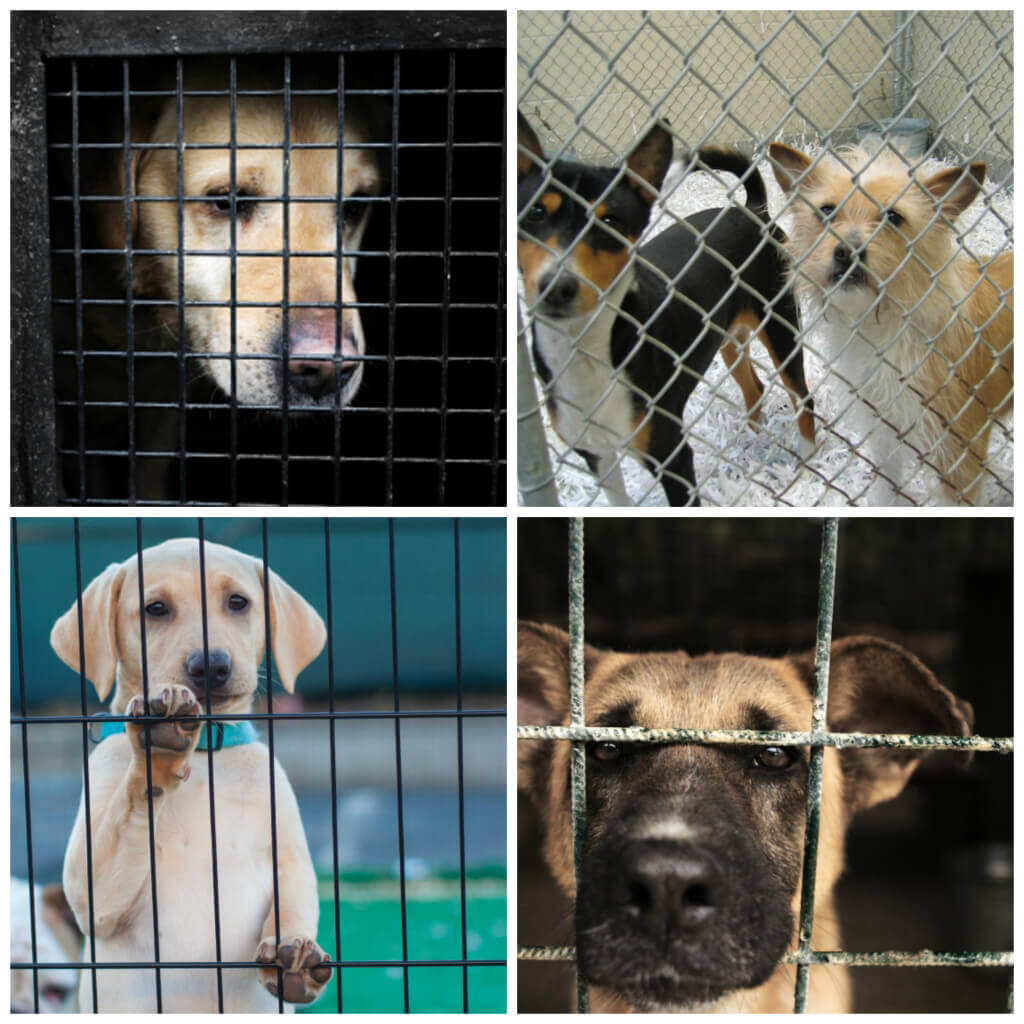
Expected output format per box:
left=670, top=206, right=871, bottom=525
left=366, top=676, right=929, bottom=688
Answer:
left=51, top=538, right=329, bottom=1012
left=101, top=82, right=383, bottom=409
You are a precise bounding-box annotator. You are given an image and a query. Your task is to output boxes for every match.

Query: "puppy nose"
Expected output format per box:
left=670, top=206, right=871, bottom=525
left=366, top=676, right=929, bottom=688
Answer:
left=184, top=649, right=233, bottom=690
left=619, top=842, right=723, bottom=935
left=538, top=270, right=579, bottom=309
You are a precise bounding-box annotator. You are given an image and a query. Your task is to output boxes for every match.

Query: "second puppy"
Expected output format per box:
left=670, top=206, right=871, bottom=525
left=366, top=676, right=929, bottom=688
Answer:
left=770, top=142, right=1013, bottom=505
left=518, top=113, right=814, bottom=506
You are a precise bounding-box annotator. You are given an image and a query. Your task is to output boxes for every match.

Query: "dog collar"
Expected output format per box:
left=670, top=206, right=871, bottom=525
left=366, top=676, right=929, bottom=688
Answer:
left=90, top=715, right=257, bottom=750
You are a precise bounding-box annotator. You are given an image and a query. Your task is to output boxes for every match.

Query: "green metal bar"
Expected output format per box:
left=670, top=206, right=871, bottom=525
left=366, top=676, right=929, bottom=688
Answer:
left=515, top=725, right=1012, bottom=754
left=794, top=516, right=839, bottom=1012
left=517, top=946, right=1014, bottom=969
left=567, top=517, right=588, bottom=1013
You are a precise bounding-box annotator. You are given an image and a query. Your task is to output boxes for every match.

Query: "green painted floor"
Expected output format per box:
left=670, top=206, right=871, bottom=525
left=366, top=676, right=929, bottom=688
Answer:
left=299, top=872, right=506, bottom=1013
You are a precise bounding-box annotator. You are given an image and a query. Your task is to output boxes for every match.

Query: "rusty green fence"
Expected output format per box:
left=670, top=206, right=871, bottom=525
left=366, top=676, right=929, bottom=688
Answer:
left=517, top=517, right=1013, bottom=1012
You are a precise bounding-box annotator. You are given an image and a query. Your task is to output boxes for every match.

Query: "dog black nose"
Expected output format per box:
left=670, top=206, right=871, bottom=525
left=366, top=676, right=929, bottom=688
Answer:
left=289, top=357, right=337, bottom=400
left=184, top=649, right=233, bottom=690
left=620, top=841, right=723, bottom=935
left=833, top=243, right=852, bottom=268
left=538, top=270, right=579, bottom=310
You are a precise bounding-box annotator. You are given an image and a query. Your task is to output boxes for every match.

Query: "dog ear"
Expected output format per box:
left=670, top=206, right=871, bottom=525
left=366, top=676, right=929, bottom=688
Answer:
left=769, top=142, right=824, bottom=194
left=921, top=163, right=986, bottom=219
left=791, top=635, right=974, bottom=813
left=50, top=562, right=126, bottom=702
left=262, top=567, right=327, bottom=693
left=518, top=620, right=605, bottom=794
left=517, top=111, right=546, bottom=178
left=625, top=122, right=672, bottom=201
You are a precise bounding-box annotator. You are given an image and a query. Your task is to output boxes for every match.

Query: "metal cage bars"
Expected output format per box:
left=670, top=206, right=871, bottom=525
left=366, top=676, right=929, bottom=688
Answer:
left=11, top=517, right=506, bottom=1013
left=45, top=48, right=504, bottom=505
left=515, top=516, right=1014, bottom=1012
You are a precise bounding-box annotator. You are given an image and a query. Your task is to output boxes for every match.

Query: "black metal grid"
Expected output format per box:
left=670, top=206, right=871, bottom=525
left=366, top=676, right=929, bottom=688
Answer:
left=11, top=517, right=507, bottom=1013
left=12, top=13, right=506, bottom=506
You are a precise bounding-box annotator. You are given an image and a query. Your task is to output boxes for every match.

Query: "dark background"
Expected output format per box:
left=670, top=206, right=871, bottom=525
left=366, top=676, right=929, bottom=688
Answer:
left=518, top=517, right=1012, bottom=1012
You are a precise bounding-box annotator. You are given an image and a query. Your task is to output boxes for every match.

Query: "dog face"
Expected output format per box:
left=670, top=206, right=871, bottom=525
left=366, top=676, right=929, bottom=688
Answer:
left=126, top=95, right=381, bottom=409
left=770, top=142, right=985, bottom=325
left=519, top=621, right=973, bottom=1012
left=517, top=112, right=671, bottom=320
left=50, top=538, right=326, bottom=716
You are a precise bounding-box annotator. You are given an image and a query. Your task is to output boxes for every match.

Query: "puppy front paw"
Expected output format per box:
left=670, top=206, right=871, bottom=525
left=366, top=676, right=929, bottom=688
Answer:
left=126, top=686, right=202, bottom=793
left=256, top=936, right=331, bottom=1004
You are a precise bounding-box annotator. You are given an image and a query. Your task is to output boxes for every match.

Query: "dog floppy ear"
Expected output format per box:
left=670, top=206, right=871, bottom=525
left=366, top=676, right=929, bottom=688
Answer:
left=262, top=567, right=327, bottom=693
left=50, top=562, right=127, bottom=702
left=791, top=635, right=974, bottom=814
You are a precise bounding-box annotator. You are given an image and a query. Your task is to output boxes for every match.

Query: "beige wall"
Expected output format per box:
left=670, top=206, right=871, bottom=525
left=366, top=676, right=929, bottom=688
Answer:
left=517, top=10, right=1012, bottom=169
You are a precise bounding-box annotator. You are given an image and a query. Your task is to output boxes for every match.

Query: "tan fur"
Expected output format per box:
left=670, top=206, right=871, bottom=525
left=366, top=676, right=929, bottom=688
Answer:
left=519, top=622, right=972, bottom=1013
left=770, top=142, right=1013, bottom=504
left=103, top=89, right=382, bottom=408
left=52, top=539, right=330, bottom=1012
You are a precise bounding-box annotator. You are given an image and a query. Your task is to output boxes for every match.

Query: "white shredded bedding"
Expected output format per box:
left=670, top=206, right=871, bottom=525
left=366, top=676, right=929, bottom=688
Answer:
left=521, top=150, right=1014, bottom=507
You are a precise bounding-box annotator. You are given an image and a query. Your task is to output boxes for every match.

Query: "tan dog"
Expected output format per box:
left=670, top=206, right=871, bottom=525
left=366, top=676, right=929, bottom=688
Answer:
left=102, top=84, right=382, bottom=409
left=52, top=538, right=329, bottom=1012
left=770, top=142, right=1013, bottom=505
left=11, top=878, right=82, bottom=1012
left=519, top=621, right=973, bottom=1012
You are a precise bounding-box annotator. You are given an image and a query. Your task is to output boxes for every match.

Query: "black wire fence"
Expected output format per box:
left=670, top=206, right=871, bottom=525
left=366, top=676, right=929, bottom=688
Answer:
left=13, top=13, right=506, bottom=506
left=11, top=517, right=507, bottom=1013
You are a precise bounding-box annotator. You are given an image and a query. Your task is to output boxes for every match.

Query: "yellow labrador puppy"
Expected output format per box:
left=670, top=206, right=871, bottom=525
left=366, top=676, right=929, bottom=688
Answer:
left=52, top=538, right=329, bottom=1013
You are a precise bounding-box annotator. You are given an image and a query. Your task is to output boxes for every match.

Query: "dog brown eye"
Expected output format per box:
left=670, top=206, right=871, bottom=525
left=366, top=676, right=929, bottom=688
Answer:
left=144, top=601, right=169, bottom=618
left=753, top=746, right=795, bottom=771
left=205, top=188, right=256, bottom=221
left=227, top=594, right=249, bottom=612
left=592, top=741, right=622, bottom=762
left=885, top=208, right=904, bottom=228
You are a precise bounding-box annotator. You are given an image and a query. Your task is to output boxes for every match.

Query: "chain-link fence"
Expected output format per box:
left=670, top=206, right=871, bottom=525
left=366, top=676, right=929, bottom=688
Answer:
left=517, top=11, right=1013, bottom=507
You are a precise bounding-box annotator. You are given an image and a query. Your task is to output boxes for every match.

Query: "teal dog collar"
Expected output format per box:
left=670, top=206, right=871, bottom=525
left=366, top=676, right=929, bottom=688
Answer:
left=92, top=715, right=257, bottom=751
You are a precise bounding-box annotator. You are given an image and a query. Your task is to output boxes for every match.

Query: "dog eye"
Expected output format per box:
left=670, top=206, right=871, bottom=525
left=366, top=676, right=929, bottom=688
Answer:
left=205, top=188, right=257, bottom=221
left=885, top=208, right=905, bottom=228
left=752, top=746, right=796, bottom=771
left=525, top=203, right=546, bottom=224
left=342, top=191, right=372, bottom=227
left=818, top=203, right=835, bottom=221
left=599, top=213, right=624, bottom=234
left=144, top=601, right=170, bottom=618
left=591, top=741, right=623, bottom=762
left=227, top=594, right=249, bottom=612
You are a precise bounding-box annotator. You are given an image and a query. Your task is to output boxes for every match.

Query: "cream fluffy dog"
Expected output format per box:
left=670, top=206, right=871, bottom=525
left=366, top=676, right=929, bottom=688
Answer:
left=52, top=538, right=329, bottom=1012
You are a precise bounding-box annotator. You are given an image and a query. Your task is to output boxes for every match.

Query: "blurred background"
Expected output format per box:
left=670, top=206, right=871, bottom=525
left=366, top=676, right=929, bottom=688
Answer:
left=518, top=517, right=1011, bottom=1013
left=12, top=516, right=506, bottom=1012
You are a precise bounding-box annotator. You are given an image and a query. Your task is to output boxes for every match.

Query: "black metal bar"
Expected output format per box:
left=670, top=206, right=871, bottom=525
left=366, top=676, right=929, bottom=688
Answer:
left=388, top=520, right=411, bottom=1010
left=174, top=58, right=187, bottom=500
left=279, top=59, right=293, bottom=505
left=122, top=60, right=138, bottom=502
left=196, top=523, right=226, bottom=1011
left=439, top=51, right=456, bottom=502
left=453, top=519, right=470, bottom=1011
left=386, top=55, right=401, bottom=505
left=71, top=60, right=86, bottom=502
left=228, top=58, right=240, bottom=503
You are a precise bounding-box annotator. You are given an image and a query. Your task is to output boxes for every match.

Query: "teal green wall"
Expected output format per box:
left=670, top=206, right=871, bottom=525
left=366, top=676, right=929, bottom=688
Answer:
left=12, top=518, right=506, bottom=707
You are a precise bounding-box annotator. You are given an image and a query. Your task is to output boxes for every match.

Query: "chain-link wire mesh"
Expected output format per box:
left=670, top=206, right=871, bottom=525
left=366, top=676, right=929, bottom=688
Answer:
left=517, top=11, right=1013, bottom=507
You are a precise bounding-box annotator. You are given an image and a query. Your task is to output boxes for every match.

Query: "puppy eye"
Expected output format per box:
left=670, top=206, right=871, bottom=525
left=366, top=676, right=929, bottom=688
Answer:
left=227, top=594, right=249, bottom=612
left=752, top=746, right=796, bottom=771
left=144, top=601, right=170, bottom=618
left=818, top=203, right=835, bottom=221
left=591, top=741, right=623, bottom=762
left=525, top=203, right=546, bottom=224
left=885, top=208, right=905, bottom=228
left=599, top=213, right=624, bottom=234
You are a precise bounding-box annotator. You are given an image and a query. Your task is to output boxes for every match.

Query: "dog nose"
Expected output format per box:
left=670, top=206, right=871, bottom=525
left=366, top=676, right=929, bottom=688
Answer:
left=620, top=841, right=723, bottom=935
left=288, top=356, right=337, bottom=399
left=538, top=270, right=579, bottom=309
left=184, top=649, right=233, bottom=690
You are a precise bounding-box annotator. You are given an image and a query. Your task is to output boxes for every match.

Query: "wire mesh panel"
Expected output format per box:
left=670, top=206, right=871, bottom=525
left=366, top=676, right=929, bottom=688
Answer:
left=12, top=13, right=506, bottom=506
left=517, top=11, right=1013, bottom=507
left=516, top=517, right=1013, bottom=1012
left=11, top=517, right=507, bottom=1013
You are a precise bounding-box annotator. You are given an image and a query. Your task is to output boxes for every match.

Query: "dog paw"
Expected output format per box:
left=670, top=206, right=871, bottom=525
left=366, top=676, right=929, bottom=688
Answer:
left=256, top=936, right=331, bottom=1004
left=126, top=686, right=202, bottom=792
